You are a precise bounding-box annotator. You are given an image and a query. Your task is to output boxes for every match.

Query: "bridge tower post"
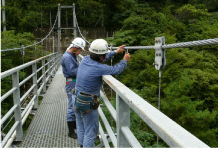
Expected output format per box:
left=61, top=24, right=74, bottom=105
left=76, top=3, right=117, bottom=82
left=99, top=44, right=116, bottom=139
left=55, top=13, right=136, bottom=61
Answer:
left=73, top=3, right=77, bottom=38
left=58, top=3, right=61, bottom=54
left=2, top=0, right=6, bottom=31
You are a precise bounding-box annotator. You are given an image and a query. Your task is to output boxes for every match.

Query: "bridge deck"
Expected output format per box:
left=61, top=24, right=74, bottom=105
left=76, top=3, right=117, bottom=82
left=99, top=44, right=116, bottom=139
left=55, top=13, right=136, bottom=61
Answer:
left=19, top=66, right=78, bottom=147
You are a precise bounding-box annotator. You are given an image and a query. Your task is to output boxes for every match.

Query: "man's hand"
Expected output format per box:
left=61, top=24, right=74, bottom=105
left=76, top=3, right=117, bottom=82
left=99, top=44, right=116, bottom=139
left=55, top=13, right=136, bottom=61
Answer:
left=115, top=45, right=126, bottom=54
left=123, top=53, right=130, bottom=62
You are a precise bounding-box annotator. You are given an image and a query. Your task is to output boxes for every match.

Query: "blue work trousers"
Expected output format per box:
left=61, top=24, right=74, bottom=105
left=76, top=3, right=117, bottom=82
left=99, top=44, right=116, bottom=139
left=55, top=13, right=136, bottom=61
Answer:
left=75, top=109, right=99, bottom=147
left=65, top=81, right=76, bottom=122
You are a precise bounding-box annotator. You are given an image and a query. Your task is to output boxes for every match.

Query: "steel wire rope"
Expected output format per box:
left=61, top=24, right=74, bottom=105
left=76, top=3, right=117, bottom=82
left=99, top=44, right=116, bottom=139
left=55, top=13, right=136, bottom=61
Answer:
left=1, top=11, right=59, bottom=52
left=162, top=38, right=218, bottom=48
left=2, top=115, right=15, bottom=132
left=74, top=11, right=91, bottom=44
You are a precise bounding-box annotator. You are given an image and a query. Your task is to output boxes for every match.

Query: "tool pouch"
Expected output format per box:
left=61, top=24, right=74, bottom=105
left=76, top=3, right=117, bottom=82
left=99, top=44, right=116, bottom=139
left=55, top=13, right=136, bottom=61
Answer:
left=93, top=96, right=99, bottom=110
left=75, top=93, right=94, bottom=114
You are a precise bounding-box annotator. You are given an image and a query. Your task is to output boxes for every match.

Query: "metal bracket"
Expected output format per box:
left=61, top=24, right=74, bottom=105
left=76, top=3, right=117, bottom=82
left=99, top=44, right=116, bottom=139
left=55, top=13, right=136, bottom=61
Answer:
left=154, top=36, right=166, bottom=70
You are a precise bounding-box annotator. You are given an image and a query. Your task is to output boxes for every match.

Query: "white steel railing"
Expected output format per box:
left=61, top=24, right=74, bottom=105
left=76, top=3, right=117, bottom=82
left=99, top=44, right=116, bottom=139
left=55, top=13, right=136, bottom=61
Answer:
left=1, top=53, right=62, bottom=147
left=77, top=36, right=216, bottom=147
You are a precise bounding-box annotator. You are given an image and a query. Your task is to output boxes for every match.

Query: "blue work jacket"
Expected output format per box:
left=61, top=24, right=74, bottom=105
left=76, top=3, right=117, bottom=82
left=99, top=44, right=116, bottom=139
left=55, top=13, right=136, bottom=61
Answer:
left=61, top=51, right=78, bottom=79
left=76, top=51, right=127, bottom=97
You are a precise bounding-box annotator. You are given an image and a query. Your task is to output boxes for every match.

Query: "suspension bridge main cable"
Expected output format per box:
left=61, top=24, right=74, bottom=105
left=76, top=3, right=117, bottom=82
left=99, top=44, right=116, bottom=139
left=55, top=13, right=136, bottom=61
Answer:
left=110, top=38, right=218, bottom=50
left=74, top=11, right=91, bottom=45
left=1, top=11, right=59, bottom=52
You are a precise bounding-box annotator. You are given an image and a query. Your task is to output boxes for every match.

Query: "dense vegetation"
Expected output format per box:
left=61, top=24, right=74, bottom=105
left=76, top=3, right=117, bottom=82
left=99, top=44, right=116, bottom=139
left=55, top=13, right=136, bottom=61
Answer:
left=1, top=0, right=218, bottom=147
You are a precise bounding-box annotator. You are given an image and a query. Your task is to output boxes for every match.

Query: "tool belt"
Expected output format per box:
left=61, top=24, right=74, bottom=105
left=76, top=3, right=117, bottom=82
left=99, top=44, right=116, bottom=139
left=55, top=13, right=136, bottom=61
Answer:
left=66, top=78, right=76, bottom=82
left=75, top=92, right=99, bottom=114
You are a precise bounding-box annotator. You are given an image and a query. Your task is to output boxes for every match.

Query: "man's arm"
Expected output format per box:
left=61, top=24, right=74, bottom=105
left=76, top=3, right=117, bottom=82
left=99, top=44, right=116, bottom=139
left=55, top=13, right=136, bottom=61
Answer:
left=102, top=52, right=130, bottom=75
left=103, top=45, right=126, bottom=62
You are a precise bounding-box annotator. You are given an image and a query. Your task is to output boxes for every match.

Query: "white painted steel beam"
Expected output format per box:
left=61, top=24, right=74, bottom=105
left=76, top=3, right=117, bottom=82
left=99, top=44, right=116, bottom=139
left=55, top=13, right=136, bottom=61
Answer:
left=102, top=75, right=209, bottom=148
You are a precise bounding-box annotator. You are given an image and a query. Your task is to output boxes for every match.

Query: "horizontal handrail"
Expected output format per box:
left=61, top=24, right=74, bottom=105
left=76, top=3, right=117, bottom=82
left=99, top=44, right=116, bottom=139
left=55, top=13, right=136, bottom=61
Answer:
left=1, top=53, right=62, bottom=148
left=1, top=53, right=56, bottom=79
left=1, top=121, right=19, bottom=147
left=1, top=87, right=17, bottom=102
left=98, top=107, right=117, bottom=147
left=100, top=91, right=116, bottom=122
left=37, top=75, right=44, bottom=84
left=19, top=73, right=35, bottom=87
left=21, top=96, right=36, bottom=118
left=36, top=66, right=44, bottom=73
left=20, top=84, right=36, bottom=102
left=99, top=123, right=110, bottom=148
left=1, top=105, right=18, bottom=125
left=121, top=126, right=142, bottom=148
left=102, top=75, right=209, bottom=147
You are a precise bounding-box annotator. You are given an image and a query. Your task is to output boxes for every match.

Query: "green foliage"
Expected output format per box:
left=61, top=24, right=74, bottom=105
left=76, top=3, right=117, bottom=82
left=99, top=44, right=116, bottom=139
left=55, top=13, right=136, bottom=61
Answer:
left=6, top=0, right=42, bottom=32
left=117, top=48, right=218, bottom=146
left=1, top=30, right=49, bottom=116
left=108, top=2, right=218, bottom=146
left=1, top=30, right=44, bottom=71
left=2, top=0, right=218, bottom=147
left=175, top=4, right=211, bottom=23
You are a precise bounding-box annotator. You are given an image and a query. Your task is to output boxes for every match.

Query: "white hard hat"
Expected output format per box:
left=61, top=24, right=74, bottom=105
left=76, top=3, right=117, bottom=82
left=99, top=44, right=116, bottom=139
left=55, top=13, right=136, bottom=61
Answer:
left=67, top=37, right=86, bottom=51
left=89, top=39, right=110, bottom=54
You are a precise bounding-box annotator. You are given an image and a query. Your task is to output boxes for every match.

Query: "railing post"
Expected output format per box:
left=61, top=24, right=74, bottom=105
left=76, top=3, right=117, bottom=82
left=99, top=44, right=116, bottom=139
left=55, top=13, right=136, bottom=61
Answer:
left=42, top=58, right=46, bottom=93
left=12, top=71, right=23, bottom=141
left=52, top=54, right=55, bottom=77
left=53, top=36, right=55, bottom=53
left=34, top=42, right=37, bottom=59
left=116, top=93, right=130, bottom=147
left=48, top=56, right=52, bottom=83
left=41, top=40, right=44, bottom=56
left=46, top=38, right=47, bottom=53
left=32, top=63, right=38, bottom=109
left=54, top=54, right=58, bottom=72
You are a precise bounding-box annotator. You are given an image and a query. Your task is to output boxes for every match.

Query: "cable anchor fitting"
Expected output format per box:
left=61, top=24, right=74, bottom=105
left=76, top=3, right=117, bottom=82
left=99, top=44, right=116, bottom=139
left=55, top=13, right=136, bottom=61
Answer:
left=154, top=36, right=166, bottom=70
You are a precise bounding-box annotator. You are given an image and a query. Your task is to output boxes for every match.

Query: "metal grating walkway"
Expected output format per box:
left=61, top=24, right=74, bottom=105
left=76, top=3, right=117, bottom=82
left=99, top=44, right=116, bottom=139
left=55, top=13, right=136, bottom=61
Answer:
left=19, top=66, right=78, bottom=147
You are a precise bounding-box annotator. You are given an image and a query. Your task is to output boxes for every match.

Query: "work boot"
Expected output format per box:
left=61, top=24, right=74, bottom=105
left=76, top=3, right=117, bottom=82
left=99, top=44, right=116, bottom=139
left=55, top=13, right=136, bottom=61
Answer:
left=72, top=120, right=77, bottom=129
left=67, top=121, right=77, bottom=139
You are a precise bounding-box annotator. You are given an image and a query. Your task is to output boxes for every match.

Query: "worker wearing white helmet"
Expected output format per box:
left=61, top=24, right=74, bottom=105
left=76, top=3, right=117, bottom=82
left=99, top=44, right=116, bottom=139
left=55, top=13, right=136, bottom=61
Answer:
left=61, top=37, right=86, bottom=139
left=75, top=39, right=130, bottom=147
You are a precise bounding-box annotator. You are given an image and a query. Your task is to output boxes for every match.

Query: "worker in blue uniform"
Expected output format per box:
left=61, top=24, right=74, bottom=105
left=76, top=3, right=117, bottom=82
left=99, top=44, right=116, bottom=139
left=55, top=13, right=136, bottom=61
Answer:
left=61, top=37, right=86, bottom=139
left=75, top=39, right=130, bottom=147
